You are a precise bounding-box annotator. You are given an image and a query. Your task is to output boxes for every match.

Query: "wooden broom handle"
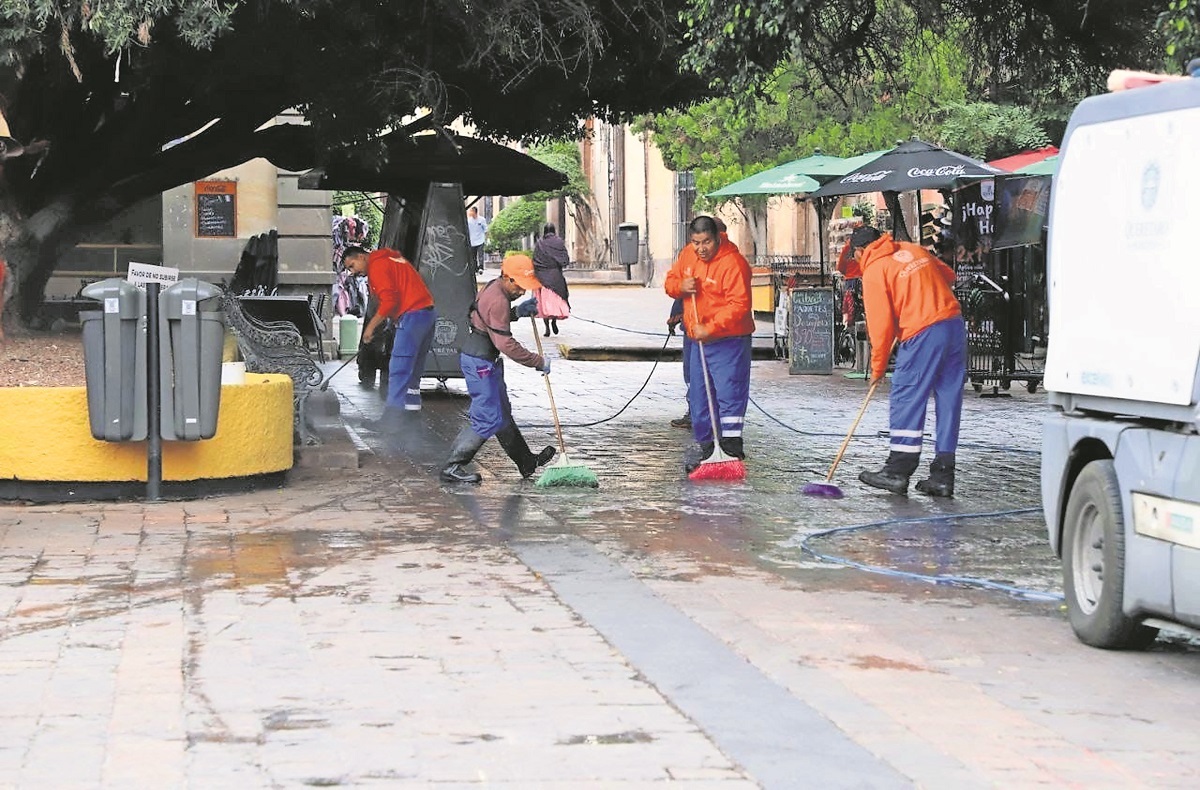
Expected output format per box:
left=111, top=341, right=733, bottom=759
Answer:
left=529, top=317, right=567, bottom=454
left=825, top=378, right=880, bottom=482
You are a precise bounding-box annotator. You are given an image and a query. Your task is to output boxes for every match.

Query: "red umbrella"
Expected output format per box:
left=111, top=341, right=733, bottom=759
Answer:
left=987, top=146, right=1059, bottom=173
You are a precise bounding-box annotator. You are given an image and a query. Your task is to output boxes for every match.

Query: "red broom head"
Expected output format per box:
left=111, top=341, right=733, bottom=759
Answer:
left=688, top=458, right=746, bottom=482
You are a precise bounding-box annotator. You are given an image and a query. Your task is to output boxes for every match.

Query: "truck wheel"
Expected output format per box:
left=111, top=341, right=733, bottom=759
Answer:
left=1061, top=460, right=1159, bottom=649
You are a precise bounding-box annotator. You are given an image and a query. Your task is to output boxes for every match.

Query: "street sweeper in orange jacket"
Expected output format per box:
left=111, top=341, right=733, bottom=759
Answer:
left=852, top=226, right=966, bottom=497
left=664, top=215, right=754, bottom=472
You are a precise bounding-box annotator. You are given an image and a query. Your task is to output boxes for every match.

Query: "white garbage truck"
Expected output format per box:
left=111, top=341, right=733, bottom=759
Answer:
left=1042, top=70, right=1200, bottom=649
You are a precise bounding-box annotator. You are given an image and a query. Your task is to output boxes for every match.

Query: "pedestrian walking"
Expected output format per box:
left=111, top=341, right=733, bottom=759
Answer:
left=342, top=246, right=438, bottom=435
left=851, top=226, right=967, bottom=497
left=664, top=215, right=754, bottom=471
left=440, top=254, right=557, bottom=484
left=532, top=223, right=570, bottom=337
left=467, top=206, right=488, bottom=274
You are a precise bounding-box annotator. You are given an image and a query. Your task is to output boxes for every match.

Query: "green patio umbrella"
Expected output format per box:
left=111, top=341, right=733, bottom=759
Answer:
left=705, top=149, right=886, bottom=282
left=1016, top=154, right=1059, bottom=176
left=706, top=149, right=885, bottom=197
left=706, top=168, right=820, bottom=197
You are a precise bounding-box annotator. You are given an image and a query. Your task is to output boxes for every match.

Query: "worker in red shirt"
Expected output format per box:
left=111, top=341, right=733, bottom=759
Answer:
left=851, top=226, right=966, bottom=497
left=664, top=215, right=754, bottom=471
left=343, top=246, right=437, bottom=434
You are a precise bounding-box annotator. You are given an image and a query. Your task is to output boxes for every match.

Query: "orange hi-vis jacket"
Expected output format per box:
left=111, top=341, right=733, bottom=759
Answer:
left=367, top=248, right=434, bottom=320
left=664, top=239, right=754, bottom=340
left=860, top=233, right=961, bottom=379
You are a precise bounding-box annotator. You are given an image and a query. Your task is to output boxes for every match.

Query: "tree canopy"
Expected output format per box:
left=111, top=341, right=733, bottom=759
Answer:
left=0, top=0, right=1177, bottom=325
left=0, top=0, right=712, bottom=322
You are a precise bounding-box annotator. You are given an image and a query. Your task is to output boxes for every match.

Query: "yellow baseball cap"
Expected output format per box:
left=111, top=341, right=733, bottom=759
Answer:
left=501, top=254, right=541, bottom=291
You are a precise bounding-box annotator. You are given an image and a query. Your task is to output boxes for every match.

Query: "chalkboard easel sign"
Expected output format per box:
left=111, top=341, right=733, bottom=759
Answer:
left=788, top=287, right=835, bottom=375
left=195, top=181, right=237, bottom=238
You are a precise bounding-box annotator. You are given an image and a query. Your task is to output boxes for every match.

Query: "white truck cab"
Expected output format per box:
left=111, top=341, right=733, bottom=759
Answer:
left=1043, top=70, right=1200, bottom=648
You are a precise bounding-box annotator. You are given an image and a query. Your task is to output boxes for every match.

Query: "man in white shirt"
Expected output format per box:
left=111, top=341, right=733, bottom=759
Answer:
left=466, top=206, right=488, bottom=274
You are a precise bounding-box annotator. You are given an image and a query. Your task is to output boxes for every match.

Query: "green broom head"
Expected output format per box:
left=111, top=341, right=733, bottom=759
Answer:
left=535, top=455, right=599, bottom=488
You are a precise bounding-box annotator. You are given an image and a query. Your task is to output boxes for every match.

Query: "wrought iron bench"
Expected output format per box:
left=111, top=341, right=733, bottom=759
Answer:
left=221, top=288, right=325, bottom=443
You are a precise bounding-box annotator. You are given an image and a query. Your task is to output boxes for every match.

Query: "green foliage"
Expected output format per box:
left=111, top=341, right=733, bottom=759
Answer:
left=528, top=140, right=588, bottom=200
left=678, top=1, right=1164, bottom=112
left=1159, top=0, right=1200, bottom=70
left=934, top=102, right=1050, bottom=161
left=0, top=0, right=235, bottom=64
left=851, top=200, right=874, bottom=224
left=486, top=200, right=544, bottom=253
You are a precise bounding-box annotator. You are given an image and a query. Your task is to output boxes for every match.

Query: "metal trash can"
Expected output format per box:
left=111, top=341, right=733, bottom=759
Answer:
left=160, top=279, right=225, bottom=440
left=80, top=279, right=147, bottom=441
left=617, top=223, right=639, bottom=280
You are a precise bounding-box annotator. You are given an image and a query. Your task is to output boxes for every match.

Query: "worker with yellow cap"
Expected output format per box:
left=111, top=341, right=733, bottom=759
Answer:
left=440, top=255, right=557, bottom=483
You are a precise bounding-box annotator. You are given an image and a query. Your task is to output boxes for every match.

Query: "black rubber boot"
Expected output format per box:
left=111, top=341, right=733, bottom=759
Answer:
left=670, top=410, right=692, bottom=429
left=551, top=319, right=559, bottom=335
left=859, top=451, right=920, bottom=495
left=495, top=422, right=555, bottom=478
left=543, top=320, right=552, bottom=338
left=439, top=427, right=487, bottom=484
left=915, top=453, right=956, bottom=498
left=684, top=442, right=714, bottom=473
left=719, top=437, right=745, bottom=459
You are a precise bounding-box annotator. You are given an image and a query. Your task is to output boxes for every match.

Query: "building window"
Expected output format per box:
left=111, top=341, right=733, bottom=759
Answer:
left=675, top=171, right=697, bottom=256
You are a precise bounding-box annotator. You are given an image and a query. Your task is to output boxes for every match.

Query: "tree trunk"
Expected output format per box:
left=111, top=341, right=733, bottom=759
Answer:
left=568, top=193, right=608, bottom=267
left=883, top=191, right=911, bottom=242
left=0, top=195, right=84, bottom=327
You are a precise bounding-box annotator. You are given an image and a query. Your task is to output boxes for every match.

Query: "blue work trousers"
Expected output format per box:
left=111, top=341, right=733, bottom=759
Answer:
left=888, top=316, right=967, bottom=457
left=385, top=306, right=437, bottom=412
left=460, top=353, right=512, bottom=439
left=687, top=335, right=751, bottom=444
left=682, top=335, right=693, bottom=387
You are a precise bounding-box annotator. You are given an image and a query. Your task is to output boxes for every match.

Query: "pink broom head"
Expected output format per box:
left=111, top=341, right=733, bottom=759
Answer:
left=688, top=458, right=746, bottom=482
left=802, top=481, right=844, bottom=498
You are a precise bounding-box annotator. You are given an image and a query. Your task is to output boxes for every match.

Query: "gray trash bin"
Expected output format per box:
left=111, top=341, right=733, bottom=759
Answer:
left=80, top=279, right=147, bottom=441
left=160, top=279, right=225, bottom=440
left=617, top=223, right=639, bottom=280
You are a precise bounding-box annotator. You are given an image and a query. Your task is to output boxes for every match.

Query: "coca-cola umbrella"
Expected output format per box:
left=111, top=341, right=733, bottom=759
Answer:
left=810, top=138, right=1001, bottom=242
left=810, top=138, right=1002, bottom=198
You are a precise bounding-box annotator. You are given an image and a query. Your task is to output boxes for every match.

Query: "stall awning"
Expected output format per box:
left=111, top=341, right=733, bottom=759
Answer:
left=987, top=146, right=1059, bottom=173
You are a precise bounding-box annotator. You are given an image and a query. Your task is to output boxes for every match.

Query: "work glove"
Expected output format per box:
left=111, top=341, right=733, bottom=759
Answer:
left=666, top=314, right=683, bottom=336
left=514, top=298, right=539, bottom=318
left=540, top=358, right=551, bottom=376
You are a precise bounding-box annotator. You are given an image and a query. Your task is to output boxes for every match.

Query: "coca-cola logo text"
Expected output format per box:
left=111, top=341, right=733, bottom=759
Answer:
left=907, top=165, right=967, bottom=178
left=841, top=170, right=893, bottom=184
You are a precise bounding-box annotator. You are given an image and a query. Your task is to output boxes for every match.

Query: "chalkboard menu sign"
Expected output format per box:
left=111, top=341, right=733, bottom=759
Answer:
left=788, top=287, right=835, bottom=375
left=195, top=181, right=236, bottom=238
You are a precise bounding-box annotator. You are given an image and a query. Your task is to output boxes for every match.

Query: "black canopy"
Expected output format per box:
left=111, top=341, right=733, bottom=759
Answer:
left=811, top=139, right=1001, bottom=198
left=297, top=130, right=567, bottom=197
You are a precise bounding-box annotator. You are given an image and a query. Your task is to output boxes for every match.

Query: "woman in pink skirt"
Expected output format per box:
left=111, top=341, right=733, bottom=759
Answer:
left=532, top=223, right=571, bottom=336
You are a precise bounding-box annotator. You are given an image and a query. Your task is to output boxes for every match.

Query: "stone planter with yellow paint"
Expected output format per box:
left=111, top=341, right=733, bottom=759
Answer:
left=0, top=374, right=294, bottom=501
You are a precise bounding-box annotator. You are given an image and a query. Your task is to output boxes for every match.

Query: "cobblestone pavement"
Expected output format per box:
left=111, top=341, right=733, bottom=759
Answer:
left=1, top=285, right=1198, bottom=788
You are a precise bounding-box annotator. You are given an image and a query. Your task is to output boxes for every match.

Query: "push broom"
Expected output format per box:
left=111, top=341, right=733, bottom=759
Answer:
left=688, top=295, right=746, bottom=482
left=528, top=317, right=599, bottom=488
left=802, top=378, right=880, bottom=498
